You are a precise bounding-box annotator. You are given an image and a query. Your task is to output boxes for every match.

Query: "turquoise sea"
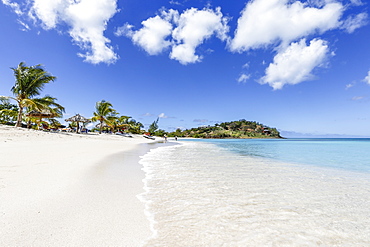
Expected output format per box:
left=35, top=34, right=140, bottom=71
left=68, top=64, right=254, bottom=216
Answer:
left=191, top=138, right=370, bottom=173
left=139, top=138, right=370, bottom=246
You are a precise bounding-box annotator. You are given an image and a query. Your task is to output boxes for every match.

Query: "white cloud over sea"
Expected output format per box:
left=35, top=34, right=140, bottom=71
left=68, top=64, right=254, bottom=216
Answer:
left=229, top=0, right=343, bottom=52
left=118, top=7, right=229, bottom=65
left=1, top=0, right=368, bottom=89
left=115, top=10, right=174, bottom=55
left=228, top=0, right=367, bottom=89
left=3, top=0, right=119, bottom=64
left=260, top=39, right=329, bottom=90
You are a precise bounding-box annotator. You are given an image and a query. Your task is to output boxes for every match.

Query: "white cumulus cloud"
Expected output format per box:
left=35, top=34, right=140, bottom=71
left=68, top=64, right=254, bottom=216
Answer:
left=116, top=11, right=174, bottom=55
left=170, top=7, right=229, bottom=64
left=63, top=0, right=118, bottom=64
left=29, top=0, right=66, bottom=29
left=6, top=0, right=119, bottom=64
left=120, top=7, right=229, bottom=65
left=260, top=38, right=329, bottom=90
left=364, top=70, right=370, bottom=85
left=229, top=0, right=343, bottom=52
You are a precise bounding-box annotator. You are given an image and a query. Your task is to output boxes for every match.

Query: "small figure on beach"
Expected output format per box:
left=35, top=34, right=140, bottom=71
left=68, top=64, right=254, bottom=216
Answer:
left=175, top=136, right=178, bottom=141
left=164, top=134, right=167, bottom=143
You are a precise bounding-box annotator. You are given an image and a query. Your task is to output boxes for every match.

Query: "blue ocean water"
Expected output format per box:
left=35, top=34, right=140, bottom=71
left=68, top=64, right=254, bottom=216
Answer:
left=140, top=139, right=370, bottom=246
left=185, top=138, right=370, bottom=173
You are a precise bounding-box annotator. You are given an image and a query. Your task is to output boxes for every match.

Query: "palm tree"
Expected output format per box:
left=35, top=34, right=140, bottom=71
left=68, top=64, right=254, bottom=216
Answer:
left=114, top=115, right=131, bottom=132
left=125, top=118, right=144, bottom=134
left=6, top=62, right=57, bottom=127
left=106, top=115, right=119, bottom=133
left=30, top=95, right=65, bottom=129
left=91, top=100, right=116, bottom=134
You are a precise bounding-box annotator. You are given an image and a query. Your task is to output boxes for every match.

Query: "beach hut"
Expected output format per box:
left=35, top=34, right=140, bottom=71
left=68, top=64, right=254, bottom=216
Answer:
left=65, top=114, right=90, bottom=133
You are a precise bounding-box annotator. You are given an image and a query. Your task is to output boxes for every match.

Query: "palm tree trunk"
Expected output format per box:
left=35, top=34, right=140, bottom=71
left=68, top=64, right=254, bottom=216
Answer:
left=16, top=104, right=23, bottom=127
left=99, top=120, right=103, bottom=134
left=38, top=116, right=42, bottom=130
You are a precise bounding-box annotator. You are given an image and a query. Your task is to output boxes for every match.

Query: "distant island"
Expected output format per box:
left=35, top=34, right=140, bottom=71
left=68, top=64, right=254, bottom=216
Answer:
left=168, top=119, right=282, bottom=139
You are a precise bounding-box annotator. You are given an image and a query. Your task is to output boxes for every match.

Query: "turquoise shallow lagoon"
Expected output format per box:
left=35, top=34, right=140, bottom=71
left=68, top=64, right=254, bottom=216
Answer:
left=140, top=139, right=370, bottom=246
left=191, top=138, right=370, bottom=173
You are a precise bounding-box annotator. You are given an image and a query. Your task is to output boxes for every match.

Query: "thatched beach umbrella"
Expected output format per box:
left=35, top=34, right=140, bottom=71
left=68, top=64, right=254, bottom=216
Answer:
left=27, top=110, right=54, bottom=129
left=65, top=114, right=90, bottom=133
left=27, top=110, right=53, bottom=118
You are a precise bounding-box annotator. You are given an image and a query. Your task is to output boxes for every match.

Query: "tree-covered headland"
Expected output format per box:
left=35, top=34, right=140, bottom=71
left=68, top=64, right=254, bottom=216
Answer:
left=168, top=119, right=282, bottom=139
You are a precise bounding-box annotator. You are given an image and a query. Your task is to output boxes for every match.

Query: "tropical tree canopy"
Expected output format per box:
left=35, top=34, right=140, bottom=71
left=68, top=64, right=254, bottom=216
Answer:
left=5, top=62, right=57, bottom=127
left=126, top=118, right=144, bottom=134
left=148, top=118, right=159, bottom=134
left=0, top=98, right=18, bottom=124
left=29, top=95, right=65, bottom=129
left=33, top=96, right=65, bottom=118
left=91, top=100, right=117, bottom=134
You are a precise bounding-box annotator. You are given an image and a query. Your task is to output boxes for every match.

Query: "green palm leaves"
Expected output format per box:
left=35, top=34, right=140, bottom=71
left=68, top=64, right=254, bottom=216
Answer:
left=1, top=62, right=144, bottom=133
left=90, top=101, right=144, bottom=134
left=2, top=62, right=62, bottom=127
left=91, top=100, right=117, bottom=134
left=34, top=96, right=65, bottom=119
left=30, top=96, right=65, bottom=129
left=11, top=62, right=56, bottom=99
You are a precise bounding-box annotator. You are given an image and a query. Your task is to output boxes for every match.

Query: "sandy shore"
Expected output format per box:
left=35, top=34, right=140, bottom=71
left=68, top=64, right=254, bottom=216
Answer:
left=0, top=125, right=159, bottom=246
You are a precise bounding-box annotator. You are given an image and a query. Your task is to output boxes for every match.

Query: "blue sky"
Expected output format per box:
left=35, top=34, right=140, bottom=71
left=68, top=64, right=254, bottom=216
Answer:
left=0, top=0, right=369, bottom=137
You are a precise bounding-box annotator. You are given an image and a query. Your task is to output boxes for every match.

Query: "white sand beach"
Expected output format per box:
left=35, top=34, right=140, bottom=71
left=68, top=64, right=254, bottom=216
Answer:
left=0, top=125, right=157, bottom=246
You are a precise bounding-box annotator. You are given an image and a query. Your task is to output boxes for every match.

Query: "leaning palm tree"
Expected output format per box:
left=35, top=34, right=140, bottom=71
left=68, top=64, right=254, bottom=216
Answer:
left=91, top=100, right=117, bottom=134
left=5, top=62, right=57, bottom=127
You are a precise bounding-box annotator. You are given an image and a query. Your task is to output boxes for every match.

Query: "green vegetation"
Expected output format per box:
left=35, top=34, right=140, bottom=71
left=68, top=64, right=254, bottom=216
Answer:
left=0, top=98, right=18, bottom=124
left=91, top=100, right=117, bottom=134
left=10, top=62, right=57, bottom=127
left=146, top=117, right=167, bottom=136
left=167, top=119, right=282, bottom=139
left=90, top=100, right=144, bottom=134
left=148, top=118, right=159, bottom=134
left=1, top=62, right=146, bottom=134
left=0, top=62, right=280, bottom=138
left=0, top=62, right=64, bottom=129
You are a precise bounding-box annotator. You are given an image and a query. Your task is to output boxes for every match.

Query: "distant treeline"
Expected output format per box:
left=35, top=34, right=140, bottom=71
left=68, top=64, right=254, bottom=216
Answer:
left=168, top=119, right=282, bottom=139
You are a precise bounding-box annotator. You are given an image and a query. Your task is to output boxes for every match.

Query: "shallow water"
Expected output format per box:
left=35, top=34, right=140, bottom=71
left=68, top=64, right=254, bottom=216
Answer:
left=139, top=140, right=370, bottom=246
left=191, top=138, right=370, bottom=173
